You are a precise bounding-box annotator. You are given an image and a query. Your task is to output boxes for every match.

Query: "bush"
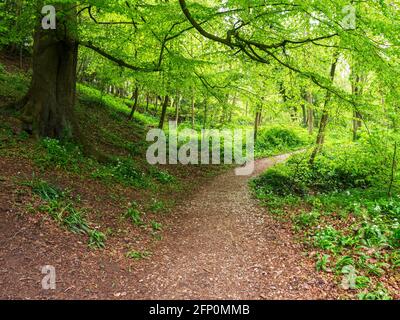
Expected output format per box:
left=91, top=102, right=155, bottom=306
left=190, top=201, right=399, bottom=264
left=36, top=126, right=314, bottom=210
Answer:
left=251, top=166, right=307, bottom=196
left=253, top=133, right=399, bottom=196
left=255, top=126, right=308, bottom=158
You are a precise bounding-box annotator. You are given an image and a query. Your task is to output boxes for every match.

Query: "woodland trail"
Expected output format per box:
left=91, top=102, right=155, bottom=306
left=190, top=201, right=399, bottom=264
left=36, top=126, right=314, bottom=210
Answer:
left=129, top=154, right=338, bottom=299
left=0, top=154, right=339, bottom=299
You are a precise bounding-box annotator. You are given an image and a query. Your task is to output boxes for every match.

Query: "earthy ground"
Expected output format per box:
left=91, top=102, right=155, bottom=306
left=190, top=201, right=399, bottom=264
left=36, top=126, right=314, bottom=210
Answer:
left=0, top=154, right=339, bottom=300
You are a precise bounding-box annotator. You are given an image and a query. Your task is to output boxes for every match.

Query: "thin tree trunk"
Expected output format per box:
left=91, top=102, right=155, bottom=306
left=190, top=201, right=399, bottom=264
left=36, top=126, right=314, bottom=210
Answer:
left=306, top=92, right=314, bottom=135
left=155, top=96, right=159, bottom=115
left=191, top=95, right=195, bottom=128
left=309, top=54, right=339, bottom=165
left=301, top=104, right=307, bottom=127
left=175, top=93, right=181, bottom=125
left=146, top=94, right=149, bottom=113
left=388, top=142, right=397, bottom=196
left=352, top=75, right=362, bottom=141
left=19, top=44, right=23, bottom=69
left=352, top=111, right=362, bottom=141
left=254, top=107, right=262, bottom=143
left=159, top=96, right=170, bottom=129
left=257, top=109, right=262, bottom=126
left=128, top=86, right=139, bottom=120
left=203, top=99, right=208, bottom=129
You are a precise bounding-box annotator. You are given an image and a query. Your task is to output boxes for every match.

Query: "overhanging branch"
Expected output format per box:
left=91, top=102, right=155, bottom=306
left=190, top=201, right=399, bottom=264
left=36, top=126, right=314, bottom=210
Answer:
left=79, top=41, right=160, bottom=72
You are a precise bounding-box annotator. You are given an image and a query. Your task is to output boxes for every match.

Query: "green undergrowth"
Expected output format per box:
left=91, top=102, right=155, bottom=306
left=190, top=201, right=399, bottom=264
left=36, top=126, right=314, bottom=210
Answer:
left=255, top=126, right=311, bottom=159
left=1, top=69, right=227, bottom=256
left=0, top=63, right=29, bottom=101
left=77, top=84, right=159, bottom=127
left=24, top=177, right=106, bottom=249
left=251, top=137, right=400, bottom=300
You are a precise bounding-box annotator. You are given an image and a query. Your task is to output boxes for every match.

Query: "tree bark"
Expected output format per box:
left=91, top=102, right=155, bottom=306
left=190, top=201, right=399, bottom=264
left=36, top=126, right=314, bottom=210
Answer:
left=159, top=96, right=170, bottom=129
left=309, top=55, right=339, bottom=165
left=301, top=104, right=307, bottom=128
left=254, top=106, right=262, bottom=143
left=18, top=4, right=78, bottom=140
left=306, top=92, right=314, bottom=135
left=352, top=75, right=362, bottom=141
left=128, top=86, right=139, bottom=120
left=146, top=94, right=150, bottom=113
left=155, top=96, right=159, bottom=115
left=174, top=93, right=181, bottom=125
left=191, top=94, right=195, bottom=128
left=203, top=98, right=208, bottom=129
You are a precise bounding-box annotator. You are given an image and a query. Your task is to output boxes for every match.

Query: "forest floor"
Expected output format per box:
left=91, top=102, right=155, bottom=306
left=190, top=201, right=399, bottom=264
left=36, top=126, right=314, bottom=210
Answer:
left=0, top=153, right=339, bottom=299
left=0, top=55, right=340, bottom=299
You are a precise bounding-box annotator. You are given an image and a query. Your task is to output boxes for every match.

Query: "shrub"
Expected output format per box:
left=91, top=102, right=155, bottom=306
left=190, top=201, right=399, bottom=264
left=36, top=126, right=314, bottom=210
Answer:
left=255, top=126, right=308, bottom=158
left=253, top=133, right=398, bottom=196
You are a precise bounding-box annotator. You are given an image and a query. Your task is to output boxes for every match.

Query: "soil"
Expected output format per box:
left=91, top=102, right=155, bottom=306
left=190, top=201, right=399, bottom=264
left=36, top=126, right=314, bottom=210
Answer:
left=0, top=154, right=339, bottom=299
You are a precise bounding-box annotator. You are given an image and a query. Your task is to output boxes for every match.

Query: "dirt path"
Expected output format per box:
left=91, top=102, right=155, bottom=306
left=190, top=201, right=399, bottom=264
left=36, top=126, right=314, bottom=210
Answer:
left=129, top=155, right=338, bottom=299
left=0, top=154, right=338, bottom=299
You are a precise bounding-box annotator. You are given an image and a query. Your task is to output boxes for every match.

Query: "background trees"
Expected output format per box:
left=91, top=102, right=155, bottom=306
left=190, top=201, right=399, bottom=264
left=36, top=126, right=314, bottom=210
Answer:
left=1, top=0, right=400, bottom=300
left=0, top=0, right=399, bottom=156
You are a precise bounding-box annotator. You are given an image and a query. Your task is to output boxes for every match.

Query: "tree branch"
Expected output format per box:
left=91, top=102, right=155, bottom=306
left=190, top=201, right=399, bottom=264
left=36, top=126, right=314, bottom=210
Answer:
left=79, top=41, right=160, bottom=72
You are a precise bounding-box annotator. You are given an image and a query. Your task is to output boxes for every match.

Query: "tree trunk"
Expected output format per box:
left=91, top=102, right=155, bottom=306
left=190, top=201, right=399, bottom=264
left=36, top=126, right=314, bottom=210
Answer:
left=257, top=109, right=262, bottom=126
left=309, top=55, right=339, bottom=165
left=191, top=95, right=195, bottom=128
left=128, top=86, right=139, bottom=120
left=203, top=99, right=208, bottom=129
left=146, top=94, right=150, bottom=113
left=307, top=107, right=314, bottom=135
left=306, top=92, right=314, bottom=135
left=301, top=104, right=307, bottom=127
left=352, top=75, right=362, bottom=141
left=254, top=107, right=262, bottom=143
left=154, top=96, right=160, bottom=116
left=19, top=4, right=78, bottom=139
left=159, top=96, right=170, bottom=129
left=174, top=93, right=181, bottom=125
left=352, top=111, right=362, bottom=141
left=229, top=95, right=236, bottom=123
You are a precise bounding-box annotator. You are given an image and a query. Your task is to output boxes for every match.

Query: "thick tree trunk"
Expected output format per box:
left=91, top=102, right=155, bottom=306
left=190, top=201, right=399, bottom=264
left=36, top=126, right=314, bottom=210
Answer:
left=159, top=96, right=170, bottom=129
left=19, top=4, right=78, bottom=139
